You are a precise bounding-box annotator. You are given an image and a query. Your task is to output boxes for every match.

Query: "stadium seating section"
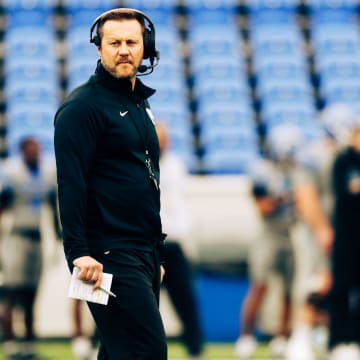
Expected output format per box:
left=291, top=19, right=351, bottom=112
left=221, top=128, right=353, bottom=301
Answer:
left=1, top=0, right=360, bottom=173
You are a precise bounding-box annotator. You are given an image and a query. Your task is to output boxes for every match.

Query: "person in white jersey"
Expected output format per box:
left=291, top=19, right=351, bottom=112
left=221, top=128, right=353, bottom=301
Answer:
left=0, top=137, right=58, bottom=360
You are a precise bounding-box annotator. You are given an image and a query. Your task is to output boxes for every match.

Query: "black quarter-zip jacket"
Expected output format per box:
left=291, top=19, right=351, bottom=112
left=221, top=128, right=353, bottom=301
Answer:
left=54, top=63, right=162, bottom=266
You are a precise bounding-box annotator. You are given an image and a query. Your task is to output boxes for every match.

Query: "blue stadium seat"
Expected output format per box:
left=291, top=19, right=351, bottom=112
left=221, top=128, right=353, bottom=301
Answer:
left=312, top=24, right=360, bottom=55
left=201, top=125, right=258, bottom=149
left=199, top=103, right=255, bottom=128
left=321, top=78, right=360, bottom=102
left=262, top=98, right=316, bottom=114
left=251, top=24, right=302, bottom=51
left=67, top=62, right=96, bottom=92
left=189, top=25, right=240, bottom=58
left=3, top=0, right=54, bottom=9
left=258, top=78, right=313, bottom=101
left=154, top=26, right=183, bottom=60
left=202, top=148, right=260, bottom=174
left=66, top=9, right=105, bottom=29
left=122, top=0, right=176, bottom=25
left=323, top=89, right=360, bottom=112
left=307, top=0, right=358, bottom=25
left=252, top=40, right=303, bottom=58
left=315, top=53, right=360, bottom=73
left=149, top=85, right=187, bottom=107
left=200, top=119, right=257, bottom=149
left=256, top=64, right=310, bottom=85
left=152, top=107, right=194, bottom=168
left=123, top=0, right=176, bottom=7
left=185, top=0, right=237, bottom=25
left=5, top=9, right=54, bottom=27
left=196, top=83, right=249, bottom=108
left=65, top=24, right=99, bottom=92
left=147, top=65, right=184, bottom=84
left=189, top=20, right=250, bottom=124
left=5, top=27, right=55, bottom=59
left=7, top=105, right=56, bottom=133
left=201, top=123, right=257, bottom=152
left=315, top=38, right=360, bottom=56
left=245, top=0, right=298, bottom=11
left=63, top=0, right=118, bottom=11
left=66, top=27, right=98, bottom=59
left=189, top=10, right=236, bottom=25
left=320, top=61, right=360, bottom=87
left=166, top=126, right=193, bottom=152
left=192, top=60, right=246, bottom=83
left=198, top=99, right=255, bottom=124
left=6, top=86, right=59, bottom=110
left=150, top=104, right=190, bottom=128
left=305, top=0, right=357, bottom=10
left=184, top=0, right=238, bottom=9
left=263, top=103, right=317, bottom=128
left=5, top=61, right=57, bottom=87
left=5, top=78, right=58, bottom=100
left=259, top=86, right=314, bottom=111
left=4, top=1, right=54, bottom=27
left=311, top=15, right=360, bottom=109
left=248, top=4, right=298, bottom=26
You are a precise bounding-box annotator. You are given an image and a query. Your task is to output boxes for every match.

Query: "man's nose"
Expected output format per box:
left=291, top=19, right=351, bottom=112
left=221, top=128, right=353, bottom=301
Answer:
left=118, top=42, right=129, bottom=55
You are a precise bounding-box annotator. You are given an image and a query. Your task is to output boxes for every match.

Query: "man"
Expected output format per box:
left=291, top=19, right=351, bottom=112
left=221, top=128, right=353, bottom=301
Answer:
left=285, top=103, right=358, bottom=360
left=54, top=8, right=167, bottom=360
left=0, top=137, right=58, bottom=359
left=234, top=124, right=333, bottom=359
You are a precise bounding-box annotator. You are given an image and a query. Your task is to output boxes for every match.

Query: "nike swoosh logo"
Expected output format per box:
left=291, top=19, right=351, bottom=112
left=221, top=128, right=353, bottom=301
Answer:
left=120, top=111, right=128, bottom=117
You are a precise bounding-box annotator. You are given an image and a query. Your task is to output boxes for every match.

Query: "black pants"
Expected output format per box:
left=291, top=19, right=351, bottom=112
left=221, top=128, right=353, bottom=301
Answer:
left=87, top=248, right=167, bottom=360
left=162, top=242, right=203, bottom=356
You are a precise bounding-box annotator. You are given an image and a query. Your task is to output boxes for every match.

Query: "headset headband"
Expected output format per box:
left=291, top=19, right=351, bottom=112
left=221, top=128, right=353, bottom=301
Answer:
left=89, top=8, right=157, bottom=59
left=90, top=8, right=155, bottom=41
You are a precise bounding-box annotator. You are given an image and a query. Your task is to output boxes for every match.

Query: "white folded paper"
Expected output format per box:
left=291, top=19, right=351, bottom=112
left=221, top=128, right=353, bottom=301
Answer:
left=68, top=267, right=113, bottom=305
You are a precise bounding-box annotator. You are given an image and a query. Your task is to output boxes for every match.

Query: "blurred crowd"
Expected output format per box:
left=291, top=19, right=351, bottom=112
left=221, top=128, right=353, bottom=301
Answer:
left=0, top=102, right=360, bottom=360
left=235, top=102, right=360, bottom=360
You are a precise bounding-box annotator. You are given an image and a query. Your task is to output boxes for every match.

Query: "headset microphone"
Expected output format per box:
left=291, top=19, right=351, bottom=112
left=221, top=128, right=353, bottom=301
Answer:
left=137, top=51, right=160, bottom=75
left=137, top=65, right=149, bottom=73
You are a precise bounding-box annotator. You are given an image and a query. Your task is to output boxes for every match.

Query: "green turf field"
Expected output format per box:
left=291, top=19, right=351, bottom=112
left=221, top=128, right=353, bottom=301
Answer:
left=0, top=341, right=281, bottom=360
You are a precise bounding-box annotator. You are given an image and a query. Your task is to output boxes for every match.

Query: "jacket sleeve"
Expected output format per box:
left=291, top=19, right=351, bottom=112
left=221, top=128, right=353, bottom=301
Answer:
left=54, top=100, right=104, bottom=266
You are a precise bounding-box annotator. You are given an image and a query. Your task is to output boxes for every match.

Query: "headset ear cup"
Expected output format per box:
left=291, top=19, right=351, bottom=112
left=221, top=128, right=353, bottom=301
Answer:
left=143, top=28, right=156, bottom=60
left=143, top=29, right=151, bottom=59
left=93, top=35, right=100, bottom=46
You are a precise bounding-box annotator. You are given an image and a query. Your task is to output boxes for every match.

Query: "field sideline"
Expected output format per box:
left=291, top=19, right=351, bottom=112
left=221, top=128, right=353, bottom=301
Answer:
left=0, top=341, right=279, bottom=360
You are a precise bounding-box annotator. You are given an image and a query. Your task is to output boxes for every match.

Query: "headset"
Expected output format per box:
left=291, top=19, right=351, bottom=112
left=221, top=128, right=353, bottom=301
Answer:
left=89, top=8, right=160, bottom=74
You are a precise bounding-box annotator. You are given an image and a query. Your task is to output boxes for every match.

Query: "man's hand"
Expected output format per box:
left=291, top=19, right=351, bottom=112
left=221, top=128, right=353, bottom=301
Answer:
left=73, top=256, right=103, bottom=291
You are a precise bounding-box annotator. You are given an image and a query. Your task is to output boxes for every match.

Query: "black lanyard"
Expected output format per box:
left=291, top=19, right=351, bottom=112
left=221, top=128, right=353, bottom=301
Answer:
left=128, top=99, right=159, bottom=191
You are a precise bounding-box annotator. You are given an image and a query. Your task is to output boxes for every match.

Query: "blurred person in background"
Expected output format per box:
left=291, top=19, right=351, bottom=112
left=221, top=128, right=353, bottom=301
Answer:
left=285, top=103, right=358, bottom=360
left=0, top=137, right=58, bottom=360
left=71, top=299, right=99, bottom=360
left=327, top=121, right=360, bottom=360
left=156, top=122, right=205, bottom=360
left=234, top=124, right=333, bottom=359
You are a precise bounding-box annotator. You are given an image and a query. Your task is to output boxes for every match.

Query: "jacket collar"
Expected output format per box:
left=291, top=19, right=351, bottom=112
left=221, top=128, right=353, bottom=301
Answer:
left=93, top=60, right=156, bottom=99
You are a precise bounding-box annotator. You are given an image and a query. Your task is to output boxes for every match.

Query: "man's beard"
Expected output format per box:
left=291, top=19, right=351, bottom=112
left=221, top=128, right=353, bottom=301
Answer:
left=102, top=60, right=137, bottom=79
